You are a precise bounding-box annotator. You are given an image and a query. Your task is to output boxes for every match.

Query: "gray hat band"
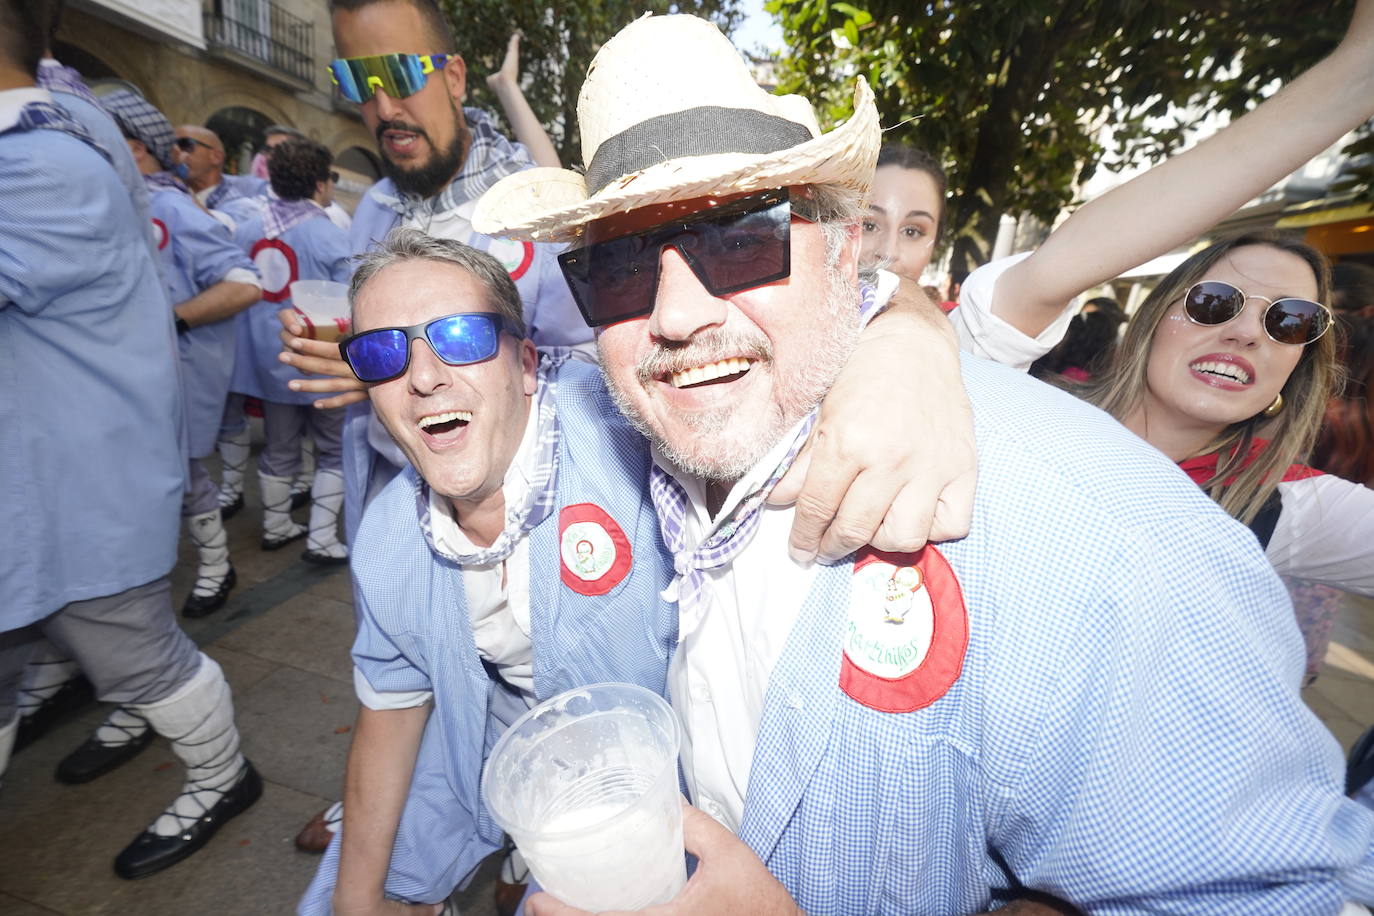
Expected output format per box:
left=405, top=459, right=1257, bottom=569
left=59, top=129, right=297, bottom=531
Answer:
left=583, top=106, right=814, bottom=196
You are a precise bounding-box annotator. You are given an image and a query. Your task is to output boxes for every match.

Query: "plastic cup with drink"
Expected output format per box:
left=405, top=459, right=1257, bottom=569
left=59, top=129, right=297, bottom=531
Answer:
left=481, top=682, right=687, bottom=912
left=290, top=279, right=351, bottom=342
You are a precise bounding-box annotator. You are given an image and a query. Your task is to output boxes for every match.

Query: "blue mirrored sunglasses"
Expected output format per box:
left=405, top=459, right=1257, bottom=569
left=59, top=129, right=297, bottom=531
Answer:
left=339, top=312, right=523, bottom=383
left=328, top=53, right=450, bottom=103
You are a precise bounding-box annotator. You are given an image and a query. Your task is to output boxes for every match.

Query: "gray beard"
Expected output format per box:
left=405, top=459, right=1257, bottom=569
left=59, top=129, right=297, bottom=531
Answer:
left=600, top=268, right=862, bottom=485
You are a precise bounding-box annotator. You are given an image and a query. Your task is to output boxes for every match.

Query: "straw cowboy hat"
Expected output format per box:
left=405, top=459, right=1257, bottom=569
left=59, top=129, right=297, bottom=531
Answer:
left=471, top=13, right=880, bottom=243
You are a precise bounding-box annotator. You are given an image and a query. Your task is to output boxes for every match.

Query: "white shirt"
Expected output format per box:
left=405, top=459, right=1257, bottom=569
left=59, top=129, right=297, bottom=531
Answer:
left=1270, top=474, right=1374, bottom=596
left=949, top=251, right=1078, bottom=371
left=355, top=400, right=542, bottom=709
left=400, top=197, right=477, bottom=246
left=663, top=277, right=897, bottom=832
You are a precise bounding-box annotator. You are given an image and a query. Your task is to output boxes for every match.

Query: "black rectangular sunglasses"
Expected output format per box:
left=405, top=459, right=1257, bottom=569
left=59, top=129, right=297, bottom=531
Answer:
left=557, top=188, right=792, bottom=328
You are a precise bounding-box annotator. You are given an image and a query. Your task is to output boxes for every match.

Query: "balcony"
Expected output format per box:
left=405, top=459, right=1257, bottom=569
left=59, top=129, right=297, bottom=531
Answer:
left=203, top=1, right=314, bottom=86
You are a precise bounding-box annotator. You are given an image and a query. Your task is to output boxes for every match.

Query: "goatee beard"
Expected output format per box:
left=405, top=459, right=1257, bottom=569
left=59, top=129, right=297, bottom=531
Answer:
left=379, top=119, right=469, bottom=200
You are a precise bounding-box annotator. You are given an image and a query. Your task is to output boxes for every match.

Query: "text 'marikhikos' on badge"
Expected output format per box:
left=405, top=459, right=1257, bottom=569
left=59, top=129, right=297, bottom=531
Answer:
left=839, top=546, right=968, bottom=713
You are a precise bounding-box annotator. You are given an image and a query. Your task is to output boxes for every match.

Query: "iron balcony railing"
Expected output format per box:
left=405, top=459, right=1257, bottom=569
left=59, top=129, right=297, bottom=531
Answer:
left=204, top=1, right=314, bottom=84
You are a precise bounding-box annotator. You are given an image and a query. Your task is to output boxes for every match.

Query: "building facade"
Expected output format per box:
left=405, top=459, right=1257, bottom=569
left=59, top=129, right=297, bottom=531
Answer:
left=59, top=0, right=380, bottom=210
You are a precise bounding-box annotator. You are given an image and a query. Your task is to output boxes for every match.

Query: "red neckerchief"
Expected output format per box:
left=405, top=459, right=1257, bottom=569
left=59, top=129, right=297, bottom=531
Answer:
left=1178, top=437, right=1324, bottom=488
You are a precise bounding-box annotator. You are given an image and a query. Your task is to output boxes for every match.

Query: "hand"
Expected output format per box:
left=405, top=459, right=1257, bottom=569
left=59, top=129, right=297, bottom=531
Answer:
left=526, top=803, right=801, bottom=916
left=486, top=32, right=523, bottom=93
left=277, top=307, right=368, bottom=409
left=772, top=286, right=977, bottom=563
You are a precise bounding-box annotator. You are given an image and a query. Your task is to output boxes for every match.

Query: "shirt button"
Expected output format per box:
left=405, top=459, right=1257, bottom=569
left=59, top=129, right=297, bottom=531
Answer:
left=702, top=798, right=727, bottom=821
left=690, top=679, right=712, bottom=704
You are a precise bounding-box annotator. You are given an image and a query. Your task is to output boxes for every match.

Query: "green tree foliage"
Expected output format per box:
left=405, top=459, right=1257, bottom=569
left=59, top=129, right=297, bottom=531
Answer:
left=439, top=1, right=744, bottom=167
left=767, top=0, right=1359, bottom=274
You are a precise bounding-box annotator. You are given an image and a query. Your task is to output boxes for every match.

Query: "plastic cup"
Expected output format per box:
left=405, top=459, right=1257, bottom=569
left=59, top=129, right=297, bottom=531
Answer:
left=481, top=683, right=686, bottom=911
left=289, top=279, right=351, bottom=342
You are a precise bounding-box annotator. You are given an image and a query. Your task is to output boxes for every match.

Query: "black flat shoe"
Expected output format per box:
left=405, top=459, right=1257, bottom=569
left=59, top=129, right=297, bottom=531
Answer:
left=14, top=676, right=94, bottom=753
left=301, top=549, right=349, bottom=567
left=113, top=761, right=263, bottom=880
left=56, top=726, right=155, bottom=784
left=261, top=529, right=306, bottom=551
left=218, top=492, right=244, bottom=520
left=181, top=566, right=236, bottom=618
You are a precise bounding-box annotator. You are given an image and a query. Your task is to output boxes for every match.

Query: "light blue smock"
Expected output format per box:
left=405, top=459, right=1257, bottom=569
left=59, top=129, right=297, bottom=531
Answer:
left=229, top=208, right=351, bottom=403
left=298, top=360, right=675, bottom=911
left=148, top=184, right=257, bottom=457
left=0, top=120, right=185, bottom=628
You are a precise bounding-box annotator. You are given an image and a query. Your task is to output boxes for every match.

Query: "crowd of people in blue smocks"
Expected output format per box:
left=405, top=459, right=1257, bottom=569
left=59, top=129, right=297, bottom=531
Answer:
left=0, top=0, right=360, bottom=882
left=5, top=0, right=1374, bottom=911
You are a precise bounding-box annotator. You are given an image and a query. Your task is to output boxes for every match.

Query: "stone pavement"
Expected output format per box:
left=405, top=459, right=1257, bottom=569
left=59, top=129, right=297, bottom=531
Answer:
left=0, top=436, right=501, bottom=916
left=1, top=430, right=1372, bottom=913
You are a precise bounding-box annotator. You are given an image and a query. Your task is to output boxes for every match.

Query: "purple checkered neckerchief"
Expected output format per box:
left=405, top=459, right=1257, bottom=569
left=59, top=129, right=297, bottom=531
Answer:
left=371, top=108, right=532, bottom=222
left=36, top=59, right=100, bottom=107
left=205, top=180, right=246, bottom=211
left=264, top=197, right=325, bottom=240
left=650, top=412, right=817, bottom=640
left=414, top=355, right=564, bottom=567
left=1, top=98, right=110, bottom=164
left=143, top=171, right=191, bottom=196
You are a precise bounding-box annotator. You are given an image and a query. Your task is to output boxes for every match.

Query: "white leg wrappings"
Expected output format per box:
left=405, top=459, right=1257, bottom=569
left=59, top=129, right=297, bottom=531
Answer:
left=260, top=473, right=305, bottom=541
left=17, top=645, right=81, bottom=717
left=305, top=468, right=348, bottom=559
left=0, top=715, right=17, bottom=779
left=93, top=705, right=151, bottom=746
left=217, top=426, right=250, bottom=504
left=187, top=509, right=232, bottom=598
left=132, top=655, right=247, bottom=837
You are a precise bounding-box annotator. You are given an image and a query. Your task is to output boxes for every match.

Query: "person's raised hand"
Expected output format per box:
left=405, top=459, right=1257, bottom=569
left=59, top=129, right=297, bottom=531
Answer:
left=277, top=307, right=368, bottom=409
left=525, top=802, right=801, bottom=916
left=486, top=32, right=523, bottom=93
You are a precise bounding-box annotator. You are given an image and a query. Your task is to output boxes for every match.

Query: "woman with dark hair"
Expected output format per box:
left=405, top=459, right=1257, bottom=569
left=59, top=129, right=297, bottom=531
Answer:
left=1030, top=297, right=1125, bottom=382
left=1314, top=263, right=1374, bottom=485
left=859, top=142, right=946, bottom=284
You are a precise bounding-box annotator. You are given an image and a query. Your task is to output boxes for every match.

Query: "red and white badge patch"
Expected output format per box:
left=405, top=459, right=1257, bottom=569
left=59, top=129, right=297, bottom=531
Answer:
left=151, top=218, right=169, bottom=251
left=558, top=503, right=632, bottom=596
left=487, top=238, right=535, bottom=282
left=839, top=546, right=968, bottom=713
left=251, top=238, right=299, bottom=303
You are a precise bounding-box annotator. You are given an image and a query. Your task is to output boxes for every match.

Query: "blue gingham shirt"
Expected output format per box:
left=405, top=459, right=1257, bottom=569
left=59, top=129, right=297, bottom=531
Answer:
left=732, top=355, right=1374, bottom=914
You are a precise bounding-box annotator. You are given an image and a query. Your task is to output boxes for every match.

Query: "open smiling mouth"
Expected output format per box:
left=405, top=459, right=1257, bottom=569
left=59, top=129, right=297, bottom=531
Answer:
left=1190, top=360, right=1252, bottom=385
left=418, top=410, right=471, bottom=436
left=668, top=358, right=754, bottom=389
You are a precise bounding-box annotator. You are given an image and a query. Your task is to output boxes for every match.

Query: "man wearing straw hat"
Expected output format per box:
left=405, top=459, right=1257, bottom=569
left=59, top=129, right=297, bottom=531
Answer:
left=473, top=14, right=1374, bottom=915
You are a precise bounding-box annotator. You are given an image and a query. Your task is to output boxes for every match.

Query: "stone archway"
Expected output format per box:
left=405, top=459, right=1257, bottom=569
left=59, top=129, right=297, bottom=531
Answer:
left=206, top=106, right=274, bottom=177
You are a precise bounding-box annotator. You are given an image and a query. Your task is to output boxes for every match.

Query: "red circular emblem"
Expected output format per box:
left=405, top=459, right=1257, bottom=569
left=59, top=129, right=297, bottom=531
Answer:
left=151, top=218, right=169, bottom=251
left=558, top=503, right=633, bottom=596
left=250, top=237, right=299, bottom=303
left=838, top=546, right=968, bottom=713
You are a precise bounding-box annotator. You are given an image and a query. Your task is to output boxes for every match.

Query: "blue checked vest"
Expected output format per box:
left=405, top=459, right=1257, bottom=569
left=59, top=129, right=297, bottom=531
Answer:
left=300, top=360, right=674, bottom=911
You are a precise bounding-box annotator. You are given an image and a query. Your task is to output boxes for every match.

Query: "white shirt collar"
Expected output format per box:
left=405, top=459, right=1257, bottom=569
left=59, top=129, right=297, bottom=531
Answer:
left=0, top=87, right=53, bottom=134
left=428, top=397, right=540, bottom=560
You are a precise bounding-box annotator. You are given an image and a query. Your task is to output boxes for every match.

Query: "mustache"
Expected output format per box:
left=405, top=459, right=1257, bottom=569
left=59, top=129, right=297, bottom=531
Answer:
left=634, top=328, right=773, bottom=385
left=375, top=119, right=430, bottom=144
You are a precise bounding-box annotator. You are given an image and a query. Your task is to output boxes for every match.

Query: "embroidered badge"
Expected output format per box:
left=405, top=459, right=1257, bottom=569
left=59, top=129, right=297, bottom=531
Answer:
left=151, top=218, right=168, bottom=251
left=487, top=238, right=535, bottom=282
left=250, top=237, right=299, bottom=303
left=558, top=503, right=632, bottom=596
left=839, top=546, right=968, bottom=713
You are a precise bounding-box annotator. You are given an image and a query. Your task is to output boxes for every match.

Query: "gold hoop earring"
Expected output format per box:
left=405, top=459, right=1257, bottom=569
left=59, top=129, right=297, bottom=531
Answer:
left=1262, top=393, right=1284, bottom=418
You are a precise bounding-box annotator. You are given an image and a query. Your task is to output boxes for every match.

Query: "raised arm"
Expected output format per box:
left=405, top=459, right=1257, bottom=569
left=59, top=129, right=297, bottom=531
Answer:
left=992, top=0, right=1374, bottom=337
left=486, top=33, right=561, bottom=169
